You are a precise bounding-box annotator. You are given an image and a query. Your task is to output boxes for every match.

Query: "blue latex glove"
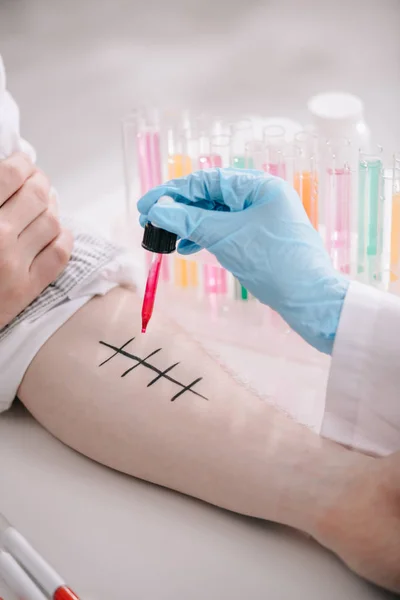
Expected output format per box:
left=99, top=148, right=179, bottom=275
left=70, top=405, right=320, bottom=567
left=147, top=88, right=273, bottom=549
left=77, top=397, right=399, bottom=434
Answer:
left=137, top=168, right=349, bottom=354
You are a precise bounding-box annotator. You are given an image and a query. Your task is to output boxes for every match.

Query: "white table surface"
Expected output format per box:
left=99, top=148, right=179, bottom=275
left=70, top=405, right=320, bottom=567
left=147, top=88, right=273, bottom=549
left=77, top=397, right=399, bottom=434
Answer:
left=0, top=193, right=397, bottom=600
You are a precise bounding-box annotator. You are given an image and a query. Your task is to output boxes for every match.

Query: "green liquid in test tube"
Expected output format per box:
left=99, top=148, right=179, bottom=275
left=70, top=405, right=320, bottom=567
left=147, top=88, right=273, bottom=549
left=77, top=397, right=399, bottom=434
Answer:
left=232, top=156, right=254, bottom=169
left=230, top=119, right=254, bottom=300
left=358, top=154, right=383, bottom=284
left=233, top=158, right=252, bottom=300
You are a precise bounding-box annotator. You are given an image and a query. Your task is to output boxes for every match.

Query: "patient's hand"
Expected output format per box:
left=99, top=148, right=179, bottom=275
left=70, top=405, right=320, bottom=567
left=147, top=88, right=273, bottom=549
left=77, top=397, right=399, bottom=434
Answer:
left=316, top=452, right=400, bottom=593
left=0, top=153, right=73, bottom=329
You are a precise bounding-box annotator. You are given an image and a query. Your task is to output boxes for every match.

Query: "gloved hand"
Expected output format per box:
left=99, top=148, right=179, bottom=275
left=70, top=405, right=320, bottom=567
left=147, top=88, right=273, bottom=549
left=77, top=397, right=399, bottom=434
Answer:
left=137, top=168, right=349, bottom=354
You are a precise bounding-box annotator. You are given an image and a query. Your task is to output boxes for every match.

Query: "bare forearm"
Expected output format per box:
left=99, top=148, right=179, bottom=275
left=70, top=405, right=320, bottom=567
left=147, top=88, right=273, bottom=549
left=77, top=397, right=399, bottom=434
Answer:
left=17, top=287, right=368, bottom=537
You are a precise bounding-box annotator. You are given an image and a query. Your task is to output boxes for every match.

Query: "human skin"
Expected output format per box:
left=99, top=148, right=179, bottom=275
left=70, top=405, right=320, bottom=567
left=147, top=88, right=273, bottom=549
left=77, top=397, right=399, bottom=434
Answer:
left=18, top=287, right=400, bottom=593
left=0, top=153, right=73, bottom=329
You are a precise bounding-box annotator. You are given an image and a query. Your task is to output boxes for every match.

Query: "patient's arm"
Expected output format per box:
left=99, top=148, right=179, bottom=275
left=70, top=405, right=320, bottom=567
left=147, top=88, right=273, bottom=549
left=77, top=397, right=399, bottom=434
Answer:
left=18, top=287, right=400, bottom=593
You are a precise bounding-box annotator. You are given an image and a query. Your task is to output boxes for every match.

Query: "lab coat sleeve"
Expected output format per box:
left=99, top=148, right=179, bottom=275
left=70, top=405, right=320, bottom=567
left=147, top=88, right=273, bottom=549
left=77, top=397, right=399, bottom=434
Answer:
left=322, top=280, right=400, bottom=456
left=0, top=55, right=36, bottom=161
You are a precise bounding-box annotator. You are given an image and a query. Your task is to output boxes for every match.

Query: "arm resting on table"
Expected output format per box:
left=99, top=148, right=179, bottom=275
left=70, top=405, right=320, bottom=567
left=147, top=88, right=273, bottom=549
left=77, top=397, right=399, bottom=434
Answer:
left=17, top=287, right=400, bottom=593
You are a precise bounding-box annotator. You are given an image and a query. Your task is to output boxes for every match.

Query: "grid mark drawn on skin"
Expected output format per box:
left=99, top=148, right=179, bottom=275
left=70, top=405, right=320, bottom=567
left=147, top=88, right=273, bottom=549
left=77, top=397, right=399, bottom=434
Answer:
left=98, top=337, right=208, bottom=402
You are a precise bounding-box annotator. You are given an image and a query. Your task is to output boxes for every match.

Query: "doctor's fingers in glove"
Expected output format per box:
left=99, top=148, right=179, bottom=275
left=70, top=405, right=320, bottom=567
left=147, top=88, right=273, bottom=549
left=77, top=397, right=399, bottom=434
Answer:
left=137, top=168, right=283, bottom=216
left=141, top=181, right=314, bottom=256
left=137, top=169, right=310, bottom=254
left=0, top=153, right=74, bottom=329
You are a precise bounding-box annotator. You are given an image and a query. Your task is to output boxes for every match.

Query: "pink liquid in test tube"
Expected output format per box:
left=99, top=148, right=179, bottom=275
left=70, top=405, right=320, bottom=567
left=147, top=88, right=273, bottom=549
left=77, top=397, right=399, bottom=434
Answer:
left=198, top=154, right=223, bottom=169
left=326, top=167, right=351, bottom=274
left=203, top=265, right=227, bottom=294
left=137, top=131, right=162, bottom=195
left=262, top=162, right=287, bottom=179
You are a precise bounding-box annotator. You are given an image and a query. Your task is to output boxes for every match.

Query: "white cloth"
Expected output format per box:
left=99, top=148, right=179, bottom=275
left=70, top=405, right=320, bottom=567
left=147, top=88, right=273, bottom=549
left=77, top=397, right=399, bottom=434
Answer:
left=323, top=281, right=400, bottom=456
left=0, top=55, right=35, bottom=160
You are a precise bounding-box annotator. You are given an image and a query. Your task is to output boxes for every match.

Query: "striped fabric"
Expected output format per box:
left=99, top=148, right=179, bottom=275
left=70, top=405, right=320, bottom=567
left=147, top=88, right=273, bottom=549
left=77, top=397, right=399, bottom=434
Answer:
left=0, top=217, right=121, bottom=341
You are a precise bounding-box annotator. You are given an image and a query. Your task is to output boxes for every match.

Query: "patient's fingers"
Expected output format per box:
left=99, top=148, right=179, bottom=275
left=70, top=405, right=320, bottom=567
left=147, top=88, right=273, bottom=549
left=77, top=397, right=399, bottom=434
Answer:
left=0, top=152, right=34, bottom=207
left=1, top=170, right=52, bottom=234
left=29, top=228, right=74, bottom=295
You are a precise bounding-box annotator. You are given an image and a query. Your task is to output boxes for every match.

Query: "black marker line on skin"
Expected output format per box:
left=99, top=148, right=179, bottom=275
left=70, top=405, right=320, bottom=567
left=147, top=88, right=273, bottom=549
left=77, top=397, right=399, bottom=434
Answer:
left=99, top=340, right=208, bottom=402
left=122, top=348, right=162, bottom=378
left=170, top=378, right=203, bottom=402
left=147, top=363, right=180, bottom=387
left=99, top=337, right=136, bottom=367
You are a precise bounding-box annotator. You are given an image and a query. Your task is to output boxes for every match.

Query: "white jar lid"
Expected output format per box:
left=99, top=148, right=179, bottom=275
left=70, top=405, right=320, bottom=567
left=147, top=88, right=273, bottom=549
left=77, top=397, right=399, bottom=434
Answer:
left=308, top=92, right=364, bottom=121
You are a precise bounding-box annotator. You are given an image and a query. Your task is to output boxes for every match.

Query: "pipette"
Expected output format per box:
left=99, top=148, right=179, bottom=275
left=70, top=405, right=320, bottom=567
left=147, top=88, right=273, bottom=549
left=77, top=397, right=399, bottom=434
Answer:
left=0, top=514, right=80, bottom=600
left=141, top=220, right=177, bottom=333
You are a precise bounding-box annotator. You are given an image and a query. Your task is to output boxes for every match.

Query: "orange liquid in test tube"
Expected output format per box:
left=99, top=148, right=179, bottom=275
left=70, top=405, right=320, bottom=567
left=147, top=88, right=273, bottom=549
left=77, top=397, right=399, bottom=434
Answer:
left=294, top=171, right=318, bottom=229
left=168, top=154, right=192, bottom=179
left=390, top=192, right=400, bottom=281
left=168, top=150, right=198, bottom=288
left=174, top=257, right=198, bottom=288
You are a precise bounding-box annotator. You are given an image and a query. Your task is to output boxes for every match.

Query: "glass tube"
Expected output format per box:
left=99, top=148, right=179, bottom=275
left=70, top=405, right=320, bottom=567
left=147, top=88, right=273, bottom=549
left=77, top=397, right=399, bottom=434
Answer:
left=230, top=119, right=254, bottom=169
left=324, top=139, right=352, bottom=274
left=281, top=144, right=297, bottom=187
left=122, top=108, right=162, bottom=215
left=230, top=120, right=254, bottom=299
left=167, top=128, right=191, bottom=179
left=244, top=140, right=265, bottom=171
left=293, top=132, right=319, bottom=229
left=203, top=265, right=227, bottom=294
left=390, top=153, right=400, bottom=281
left=211, top=134, right=231, bottom=167
left=211, top=116, right=231, bottom=136
left=197, top=132, right=223, bottom=169
left=160, top=111, right=192, bottom=180
left=263, top=125, right=286, bottom=179
left=173, top=256, right=199, bottom=289
left=196, top=134, right=230, bottom=296
left=358, top=147, right=385, bottom=285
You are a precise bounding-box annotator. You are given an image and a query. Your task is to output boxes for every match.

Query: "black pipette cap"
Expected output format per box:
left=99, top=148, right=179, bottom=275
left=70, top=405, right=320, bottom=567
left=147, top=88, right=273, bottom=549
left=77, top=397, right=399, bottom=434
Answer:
left=141, top=222, right=177, bottom=254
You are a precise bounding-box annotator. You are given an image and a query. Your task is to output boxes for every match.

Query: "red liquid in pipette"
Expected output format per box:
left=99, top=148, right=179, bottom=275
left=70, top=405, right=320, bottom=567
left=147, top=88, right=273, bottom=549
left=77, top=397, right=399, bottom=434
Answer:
left=141, top=253, right=163, bottom=333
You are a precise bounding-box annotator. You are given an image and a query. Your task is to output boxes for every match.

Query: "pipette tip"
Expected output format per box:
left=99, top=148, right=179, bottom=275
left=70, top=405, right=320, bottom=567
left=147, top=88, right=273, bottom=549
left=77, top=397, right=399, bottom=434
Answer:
left=141, top=317, right=148, bottom=334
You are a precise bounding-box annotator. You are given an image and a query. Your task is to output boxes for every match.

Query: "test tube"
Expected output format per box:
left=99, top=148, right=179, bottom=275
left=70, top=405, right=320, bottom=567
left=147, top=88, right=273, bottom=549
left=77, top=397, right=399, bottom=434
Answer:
left=263, top=125, right=286, bottom=179
left=211, top=116, right=231, bottom=137
left=358, top=147, right=384, bottom=285
left=229, top=121, right=254, bottom=299
left=230, top=119, right=254, bottom=168
left=211, top=134, right=231, bottom=167
left=389, top=153, right=400, bottom=281
left=174, top=257, right=199, bottom=289
left=293, top=131, right=319, bottom=229
left=203, top=264, right=227, bottom=295
left=167, top=127, right=191, bottom=179
left=122, top=108, right=162, bottom=215
left=161, top=113, right=193, bottom=288
left=197, top=133, right=223, bottom=170
left=244, top=140, right=266, bottom=171
left=198, top=134, right=232, bottom=297
left=324, top=139, right=352, bottom=274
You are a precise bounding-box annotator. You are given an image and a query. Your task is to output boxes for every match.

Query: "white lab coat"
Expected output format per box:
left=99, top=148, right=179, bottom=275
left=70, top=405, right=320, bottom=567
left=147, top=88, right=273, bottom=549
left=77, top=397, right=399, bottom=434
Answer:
left=323, top=281, right=400, bottom=456
left=0, top=56, right=399, bottom=457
